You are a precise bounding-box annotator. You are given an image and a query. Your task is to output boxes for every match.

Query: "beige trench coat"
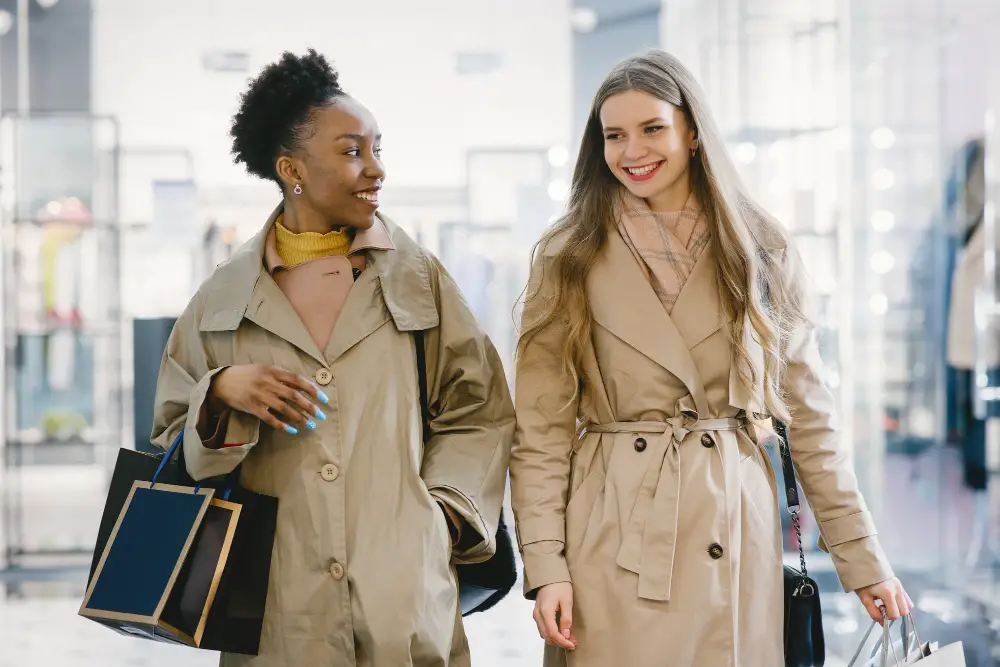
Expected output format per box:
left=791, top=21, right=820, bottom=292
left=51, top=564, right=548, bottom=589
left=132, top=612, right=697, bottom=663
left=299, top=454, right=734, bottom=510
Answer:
left=510, top=228, right=894, bottom=667
left=151, top=209, right=514, bottom=667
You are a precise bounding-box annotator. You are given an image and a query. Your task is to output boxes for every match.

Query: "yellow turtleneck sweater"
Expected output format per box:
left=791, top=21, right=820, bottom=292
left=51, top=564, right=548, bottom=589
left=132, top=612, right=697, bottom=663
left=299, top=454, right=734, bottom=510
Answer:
left=275, top=214, right=353, bottom=267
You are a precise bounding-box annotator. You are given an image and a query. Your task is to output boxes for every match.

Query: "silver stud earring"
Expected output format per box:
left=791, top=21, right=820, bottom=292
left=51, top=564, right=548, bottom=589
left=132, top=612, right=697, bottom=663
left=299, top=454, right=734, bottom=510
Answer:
left=293, top=183, right=303, bottom=195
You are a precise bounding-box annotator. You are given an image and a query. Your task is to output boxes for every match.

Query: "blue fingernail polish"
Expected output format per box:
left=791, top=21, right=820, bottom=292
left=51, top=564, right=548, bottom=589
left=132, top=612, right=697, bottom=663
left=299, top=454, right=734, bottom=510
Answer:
left=285, top=426, right=298, bottom=435
left=317, top=390, right=329, bottom=404
left=307, top=420, right=317, bottom=430
left=315, top=410, right=327, bottom=421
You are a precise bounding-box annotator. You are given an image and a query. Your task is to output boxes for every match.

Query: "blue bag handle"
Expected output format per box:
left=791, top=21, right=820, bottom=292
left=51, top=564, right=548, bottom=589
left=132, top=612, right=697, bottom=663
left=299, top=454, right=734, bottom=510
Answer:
left=151, top=429, right=240, bottom=501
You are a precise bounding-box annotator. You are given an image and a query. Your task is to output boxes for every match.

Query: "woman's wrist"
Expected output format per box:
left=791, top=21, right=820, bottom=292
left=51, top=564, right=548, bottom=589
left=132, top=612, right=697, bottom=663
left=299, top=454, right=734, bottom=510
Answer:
left=206, top=367, right=231, bottom=413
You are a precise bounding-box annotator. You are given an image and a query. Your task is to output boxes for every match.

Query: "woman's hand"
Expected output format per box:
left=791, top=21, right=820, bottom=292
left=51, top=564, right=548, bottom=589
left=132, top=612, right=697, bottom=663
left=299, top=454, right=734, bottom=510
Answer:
left=855, top=577, right=913, bottom=623
left=533, top=581, right=578, bottom=650
left=210, top=364, right=329, bottom=434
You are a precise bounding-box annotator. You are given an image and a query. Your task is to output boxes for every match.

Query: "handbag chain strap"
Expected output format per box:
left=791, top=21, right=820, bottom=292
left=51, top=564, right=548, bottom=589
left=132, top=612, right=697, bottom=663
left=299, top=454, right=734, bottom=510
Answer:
left=772, top=419, right=809, bottom=579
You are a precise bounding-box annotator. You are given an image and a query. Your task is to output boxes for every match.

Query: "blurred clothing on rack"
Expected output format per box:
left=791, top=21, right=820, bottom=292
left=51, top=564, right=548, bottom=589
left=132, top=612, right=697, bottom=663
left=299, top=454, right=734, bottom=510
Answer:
left=946, top=137, right=987, bottom=369
left=942, top=138, right=994, bottom=491
left=15, top=332, right=94, bottom=436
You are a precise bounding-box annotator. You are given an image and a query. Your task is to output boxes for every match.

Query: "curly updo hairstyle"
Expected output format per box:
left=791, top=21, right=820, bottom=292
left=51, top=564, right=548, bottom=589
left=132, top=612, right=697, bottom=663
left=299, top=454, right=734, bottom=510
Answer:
left=230, top=49, right=346, bottom=186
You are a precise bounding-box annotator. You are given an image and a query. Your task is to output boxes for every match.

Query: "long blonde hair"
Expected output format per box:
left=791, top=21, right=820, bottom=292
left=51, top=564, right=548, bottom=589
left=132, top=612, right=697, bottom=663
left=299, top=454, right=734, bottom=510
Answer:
left=517, top=50, right=808, bottom=422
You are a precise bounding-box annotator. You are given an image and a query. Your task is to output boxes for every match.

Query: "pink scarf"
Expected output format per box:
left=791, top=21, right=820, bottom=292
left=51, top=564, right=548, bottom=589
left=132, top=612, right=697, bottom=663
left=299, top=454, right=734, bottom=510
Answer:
left=615, top=190, right=710, bottom=314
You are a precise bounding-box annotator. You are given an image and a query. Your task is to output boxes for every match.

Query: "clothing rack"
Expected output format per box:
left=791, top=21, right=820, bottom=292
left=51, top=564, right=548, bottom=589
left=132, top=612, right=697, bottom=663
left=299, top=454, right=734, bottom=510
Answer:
left=0, top=113, right=126, bottom=571
left=967, top=110, right=1000, bottom=571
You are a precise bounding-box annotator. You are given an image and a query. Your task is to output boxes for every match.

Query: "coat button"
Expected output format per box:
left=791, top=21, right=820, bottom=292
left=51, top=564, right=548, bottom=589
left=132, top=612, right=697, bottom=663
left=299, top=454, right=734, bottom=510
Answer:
left=634, top=437, right=647, bottom=452
left=321, top=464, right=340, bottom=482
left=315, top=368, right=333, bottom=386
left=701, top=434, right=715, bottom=448
left=329, top=562, right=345, bottom=580
left=708, top=543, right=724, bottom=560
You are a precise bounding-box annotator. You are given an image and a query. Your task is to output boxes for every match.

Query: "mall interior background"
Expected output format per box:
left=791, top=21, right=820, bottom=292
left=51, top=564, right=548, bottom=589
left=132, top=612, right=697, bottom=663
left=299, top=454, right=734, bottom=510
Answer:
left=1, top=0, right=1000, bottom=664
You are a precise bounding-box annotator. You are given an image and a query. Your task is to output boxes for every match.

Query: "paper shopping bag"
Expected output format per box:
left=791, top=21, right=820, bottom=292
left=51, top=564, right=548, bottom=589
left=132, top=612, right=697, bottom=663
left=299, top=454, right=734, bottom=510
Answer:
left=79, top=480, right=219, bottom=643
left=81, top=431, right=277, bottom=655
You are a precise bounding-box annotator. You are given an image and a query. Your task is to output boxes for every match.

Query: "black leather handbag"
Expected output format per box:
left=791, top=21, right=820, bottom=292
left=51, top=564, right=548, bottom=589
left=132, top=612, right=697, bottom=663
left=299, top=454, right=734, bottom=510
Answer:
left=414, top=330, right=518, bottom=616
left=773, top=420, right=826, bottom=667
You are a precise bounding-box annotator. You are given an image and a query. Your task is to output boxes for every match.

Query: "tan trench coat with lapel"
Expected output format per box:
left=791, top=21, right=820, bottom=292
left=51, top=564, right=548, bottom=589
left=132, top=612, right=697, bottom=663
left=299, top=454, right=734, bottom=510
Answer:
left=151, top=208, right=515, bottom=667
left=510, top=227, right=894, bottom=667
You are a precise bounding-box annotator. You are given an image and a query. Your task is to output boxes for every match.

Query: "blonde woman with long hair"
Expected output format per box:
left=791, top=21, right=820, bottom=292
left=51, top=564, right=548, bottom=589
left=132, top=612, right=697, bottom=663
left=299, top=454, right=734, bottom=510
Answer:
left=510, top=50, right=910, bottom=666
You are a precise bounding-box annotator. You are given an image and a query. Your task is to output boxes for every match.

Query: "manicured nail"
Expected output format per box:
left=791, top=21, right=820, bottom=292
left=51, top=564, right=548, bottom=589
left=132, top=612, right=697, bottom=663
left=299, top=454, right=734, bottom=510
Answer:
left=306, top=420, right=317, bottom=430
left=317, top=390, right=329, bottom=404
left=285, top=425, right=298, bottom=435
left=315, top=410, right=327, bottom=421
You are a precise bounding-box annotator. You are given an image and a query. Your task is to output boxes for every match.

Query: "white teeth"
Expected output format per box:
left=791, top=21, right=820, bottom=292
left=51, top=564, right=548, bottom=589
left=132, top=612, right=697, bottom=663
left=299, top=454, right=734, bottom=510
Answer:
left=355, top=191, right=378, bottom=202
left=625, top=163, right=661, bottom=176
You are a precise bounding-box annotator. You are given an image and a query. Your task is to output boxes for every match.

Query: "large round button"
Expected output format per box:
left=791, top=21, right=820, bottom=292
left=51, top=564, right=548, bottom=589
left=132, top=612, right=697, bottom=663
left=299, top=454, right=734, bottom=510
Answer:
left=321, top=464, right=340, bottom=482
left=708, top=543, right=724, bottom=560
left=315, top=368, right=333, bottom=386
left=701, top=434, right=715, bottom=448
left=329, top=562, right=345, bottom=580
left=633, top=437, right=647, bottom=452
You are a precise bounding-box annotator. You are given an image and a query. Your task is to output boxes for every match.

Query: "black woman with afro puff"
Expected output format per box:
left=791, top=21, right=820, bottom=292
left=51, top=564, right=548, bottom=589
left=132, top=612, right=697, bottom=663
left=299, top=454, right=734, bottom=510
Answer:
left=150, top=49, right=515, bottom=667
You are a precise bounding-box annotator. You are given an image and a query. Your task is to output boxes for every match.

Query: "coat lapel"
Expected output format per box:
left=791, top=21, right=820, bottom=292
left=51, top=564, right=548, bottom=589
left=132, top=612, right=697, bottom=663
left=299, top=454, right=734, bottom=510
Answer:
left=245, top=270, right=328, bottom=366
left=588, top=229, right=710, bottom=415
left=324, top=216, right=439, bottom=363
left=726, top=246, right=785, bottom=413
left=727, top=315, right=764, bottom=412
left=198, top=208, right=442, bottom=366
left=198, top=222, right=325, bottom=366
left=669, top=247, right=724, bottom=349
left=323, top=260, right=392, bottom=363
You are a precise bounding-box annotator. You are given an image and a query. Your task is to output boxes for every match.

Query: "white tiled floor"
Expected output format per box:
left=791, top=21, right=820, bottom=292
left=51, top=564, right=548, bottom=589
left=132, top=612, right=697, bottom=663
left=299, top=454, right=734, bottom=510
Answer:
left=0, top=582, right=861, bottom=667
left=5, top=457, right=967, bottom=666
left=0, top=467, right=550, bottom=666
left=0, top=581, right=544, bottom=667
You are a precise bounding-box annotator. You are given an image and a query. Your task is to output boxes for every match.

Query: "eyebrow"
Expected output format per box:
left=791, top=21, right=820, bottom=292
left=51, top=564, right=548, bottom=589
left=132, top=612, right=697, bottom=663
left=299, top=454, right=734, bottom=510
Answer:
left=336, top=133, right=382, bottom=142
left=602, top=117, right=667, bottom=132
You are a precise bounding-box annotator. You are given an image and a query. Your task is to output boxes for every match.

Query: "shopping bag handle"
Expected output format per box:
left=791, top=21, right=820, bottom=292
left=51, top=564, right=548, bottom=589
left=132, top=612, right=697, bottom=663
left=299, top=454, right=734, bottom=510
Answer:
left=152, top=429, right=240, bottom=501
left=846, top=610, right=923, bottom=666
left=151, top=430, right=185, bottom=486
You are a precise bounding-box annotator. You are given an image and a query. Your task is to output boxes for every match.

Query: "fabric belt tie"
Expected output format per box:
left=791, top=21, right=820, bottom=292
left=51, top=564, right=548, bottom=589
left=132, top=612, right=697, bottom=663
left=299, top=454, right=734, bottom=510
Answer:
left=585, top=415, right=747, bottom=602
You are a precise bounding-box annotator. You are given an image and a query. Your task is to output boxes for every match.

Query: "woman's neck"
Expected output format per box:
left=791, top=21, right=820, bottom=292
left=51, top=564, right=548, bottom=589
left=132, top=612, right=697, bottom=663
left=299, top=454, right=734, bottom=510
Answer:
left=281, top=200, right=346, bottom=234
left=644, top=170, right=691, bottom=213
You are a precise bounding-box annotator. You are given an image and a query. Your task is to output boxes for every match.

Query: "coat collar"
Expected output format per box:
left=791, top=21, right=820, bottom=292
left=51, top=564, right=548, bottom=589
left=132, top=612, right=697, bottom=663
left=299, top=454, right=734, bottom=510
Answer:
left=197, top=205, right=438, bottom=356
left=587, top=227, right=712, bottom=416
left=261, top=203, right=396, bottom=274
left=586, top=226, right=780, bottom=415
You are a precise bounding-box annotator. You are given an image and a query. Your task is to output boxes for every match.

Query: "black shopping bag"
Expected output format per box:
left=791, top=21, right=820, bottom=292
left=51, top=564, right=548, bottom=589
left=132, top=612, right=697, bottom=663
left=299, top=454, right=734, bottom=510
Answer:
left=456, top=511, right=518, bottom=616
left=80, top=431, right=277, bottom=655
left=413, top=330, right=518, bottom=616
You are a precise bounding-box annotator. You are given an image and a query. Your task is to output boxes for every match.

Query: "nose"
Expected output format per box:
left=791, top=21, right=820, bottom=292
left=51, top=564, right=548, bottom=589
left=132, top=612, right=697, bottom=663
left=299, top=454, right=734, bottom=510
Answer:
left=364, top=154, right=386, bottom=180
left=623, top=136, right=646, bottom=161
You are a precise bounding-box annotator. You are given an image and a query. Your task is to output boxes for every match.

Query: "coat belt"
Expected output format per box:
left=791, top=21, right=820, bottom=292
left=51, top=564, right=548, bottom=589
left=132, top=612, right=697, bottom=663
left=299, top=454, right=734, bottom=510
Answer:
left=585, top=416, right=747, bottom=602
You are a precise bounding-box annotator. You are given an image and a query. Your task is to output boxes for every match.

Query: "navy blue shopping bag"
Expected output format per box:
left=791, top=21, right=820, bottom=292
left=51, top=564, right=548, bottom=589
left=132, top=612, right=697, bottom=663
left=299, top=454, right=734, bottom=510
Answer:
left=80, top=431, right=277, bottom=655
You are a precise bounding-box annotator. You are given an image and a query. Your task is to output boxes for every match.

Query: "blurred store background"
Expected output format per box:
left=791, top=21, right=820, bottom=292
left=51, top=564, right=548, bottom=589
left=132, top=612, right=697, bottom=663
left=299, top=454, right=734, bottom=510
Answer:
left=2, top=0, right=1000, bottom=664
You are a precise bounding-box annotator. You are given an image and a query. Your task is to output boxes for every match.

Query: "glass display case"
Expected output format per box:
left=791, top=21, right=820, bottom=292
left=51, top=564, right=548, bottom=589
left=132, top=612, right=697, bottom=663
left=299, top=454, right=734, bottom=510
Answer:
left=662, top=0, right=1000, bottom=582
left=0, top=114, right=124, bottom=567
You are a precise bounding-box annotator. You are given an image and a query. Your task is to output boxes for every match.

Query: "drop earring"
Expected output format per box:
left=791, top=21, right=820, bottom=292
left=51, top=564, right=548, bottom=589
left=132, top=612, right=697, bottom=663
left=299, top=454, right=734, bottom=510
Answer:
left=690, top=142, right=698, bottom=157
left=293, top=183, right=303, bottom=195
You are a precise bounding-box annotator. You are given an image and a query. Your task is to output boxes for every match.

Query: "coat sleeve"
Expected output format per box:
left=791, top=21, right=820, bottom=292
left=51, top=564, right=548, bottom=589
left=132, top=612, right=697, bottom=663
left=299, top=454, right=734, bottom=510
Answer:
left=780, top=248, right=894, bottom=592
left=150, top=288, right=261, bottom=481
left=509, top=252, right=578, bottom=598
left=420, top=255, right=515, bottom=564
